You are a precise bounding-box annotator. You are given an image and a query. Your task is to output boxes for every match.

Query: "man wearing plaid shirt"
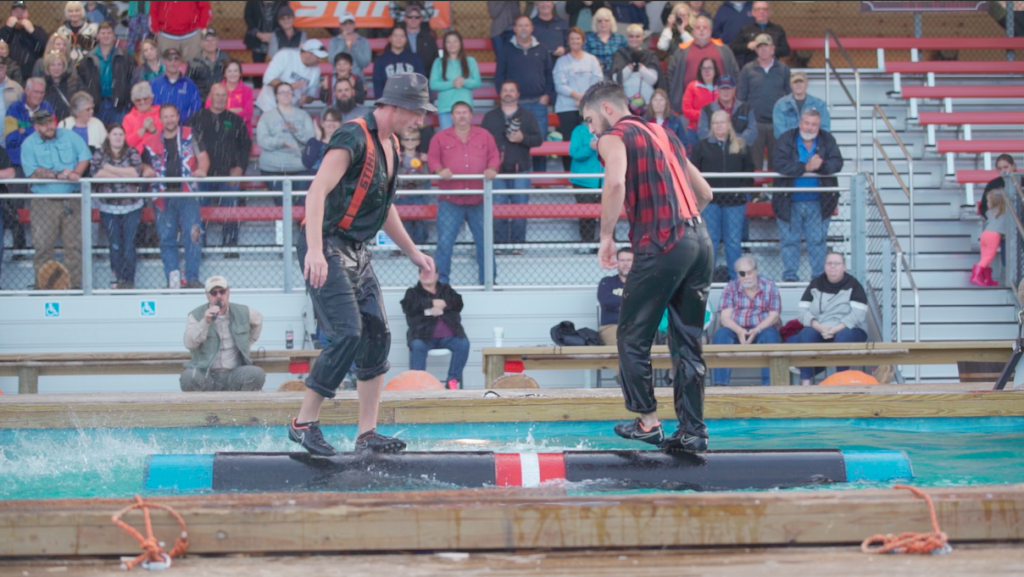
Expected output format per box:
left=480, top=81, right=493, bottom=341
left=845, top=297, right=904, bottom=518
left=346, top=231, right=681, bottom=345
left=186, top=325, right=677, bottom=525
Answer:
left=711, top=256, right=782, bottom=386
left=582, top=80, right=714, bottom=453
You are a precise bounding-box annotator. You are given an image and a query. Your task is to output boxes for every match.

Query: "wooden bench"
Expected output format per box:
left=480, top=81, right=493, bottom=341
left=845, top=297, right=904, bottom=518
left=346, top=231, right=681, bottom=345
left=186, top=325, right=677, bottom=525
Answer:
left=0, top=350, right=321, bottom=394
left=481, top=341, right=1013, bottom=388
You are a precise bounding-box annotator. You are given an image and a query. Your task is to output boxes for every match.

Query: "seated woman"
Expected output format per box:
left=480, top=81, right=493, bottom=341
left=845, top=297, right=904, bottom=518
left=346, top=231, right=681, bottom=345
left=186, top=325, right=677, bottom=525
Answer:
left=59, top=91, right=106, bottom=152
left=400, top=268, right=471, bottom=391
left=787, top=252, right=870, bottom=385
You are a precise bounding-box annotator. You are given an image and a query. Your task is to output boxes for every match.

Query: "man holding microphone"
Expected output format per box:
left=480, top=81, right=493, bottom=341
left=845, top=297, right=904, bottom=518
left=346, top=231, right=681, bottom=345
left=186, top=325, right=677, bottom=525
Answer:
left=181, top=275, right=266, bottom=392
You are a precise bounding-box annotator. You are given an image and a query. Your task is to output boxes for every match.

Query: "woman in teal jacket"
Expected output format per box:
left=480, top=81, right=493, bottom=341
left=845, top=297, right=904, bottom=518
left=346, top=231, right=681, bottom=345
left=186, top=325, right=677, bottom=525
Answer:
left=429, top=31, right=481, bottom=130
left=569, top=123, right=604, bottom=244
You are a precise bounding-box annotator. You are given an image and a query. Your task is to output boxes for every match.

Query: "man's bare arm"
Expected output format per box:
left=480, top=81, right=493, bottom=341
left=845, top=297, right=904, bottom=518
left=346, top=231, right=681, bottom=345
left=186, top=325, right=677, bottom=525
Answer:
left=598, top=134, right=627, bottom=240
left=685, top=156, right=713, bottom=210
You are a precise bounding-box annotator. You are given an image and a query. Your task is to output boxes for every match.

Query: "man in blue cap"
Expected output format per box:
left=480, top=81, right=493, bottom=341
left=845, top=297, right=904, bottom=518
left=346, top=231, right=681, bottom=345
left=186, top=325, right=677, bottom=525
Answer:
left=289, top=72, right=437, bottom=456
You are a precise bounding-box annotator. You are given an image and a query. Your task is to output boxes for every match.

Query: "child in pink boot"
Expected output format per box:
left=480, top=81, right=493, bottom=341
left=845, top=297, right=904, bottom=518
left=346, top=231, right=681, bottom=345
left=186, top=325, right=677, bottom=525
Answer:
left=972, top=188, right=1006, bottom=287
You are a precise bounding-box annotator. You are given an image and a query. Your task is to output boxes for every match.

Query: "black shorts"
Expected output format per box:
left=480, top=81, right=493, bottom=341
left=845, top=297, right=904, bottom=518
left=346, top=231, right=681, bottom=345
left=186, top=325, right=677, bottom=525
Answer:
left=297, top=229, right=391, bottom=398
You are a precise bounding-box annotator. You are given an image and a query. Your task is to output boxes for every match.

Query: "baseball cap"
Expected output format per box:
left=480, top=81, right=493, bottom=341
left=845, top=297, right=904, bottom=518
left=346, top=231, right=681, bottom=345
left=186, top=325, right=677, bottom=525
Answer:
left=338, top=11, right=356, bottom=24
left=300, top=39, right=328, bottom=59
left=12, top=1, right=27, bottom=8
left=162, top=47, right=182, bottom=60
left=716, top=75, right=735, bottom=89
left=203, top=27, right=218, bottom=38
left=790, top=70, right=808, bottom=83
left=204, top=276, right=229, bottom=292
left=30, top=109, right=53, bottom=124
left=277, top=5, right=294, bottom=18
left=754, top=33, right=774, bottom=47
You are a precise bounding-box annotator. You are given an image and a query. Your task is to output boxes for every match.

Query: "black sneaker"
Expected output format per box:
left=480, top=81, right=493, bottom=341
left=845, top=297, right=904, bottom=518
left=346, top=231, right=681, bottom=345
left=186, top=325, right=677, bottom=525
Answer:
left=660, top=430, right=708, bottom=453
left=613, top=418, right=665, bottom=446
left=354, top=429, right=407, bottom=453
left=288, top=418, right=337, bottom=456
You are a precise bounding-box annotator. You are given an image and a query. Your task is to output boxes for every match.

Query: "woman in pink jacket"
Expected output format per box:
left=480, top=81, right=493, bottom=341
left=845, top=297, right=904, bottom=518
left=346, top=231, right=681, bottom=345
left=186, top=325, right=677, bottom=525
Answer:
left=681, top=57, right=719, bottom=130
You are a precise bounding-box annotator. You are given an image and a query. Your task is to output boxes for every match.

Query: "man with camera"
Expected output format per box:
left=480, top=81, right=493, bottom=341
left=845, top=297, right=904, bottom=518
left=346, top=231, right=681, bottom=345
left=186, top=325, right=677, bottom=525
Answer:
left=482, top=80, right=542, bottom=253
left=181, top=275, right=266, bottom=392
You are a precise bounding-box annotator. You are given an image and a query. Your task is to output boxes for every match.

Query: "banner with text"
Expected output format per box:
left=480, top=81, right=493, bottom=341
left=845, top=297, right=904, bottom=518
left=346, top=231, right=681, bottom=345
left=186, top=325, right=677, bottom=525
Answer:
left=291, top=1, right=451, bottom=28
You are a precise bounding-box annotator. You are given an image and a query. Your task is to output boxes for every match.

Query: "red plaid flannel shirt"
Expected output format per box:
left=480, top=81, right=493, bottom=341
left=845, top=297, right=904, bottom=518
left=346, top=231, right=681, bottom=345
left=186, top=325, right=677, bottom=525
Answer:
left=719, top=276, right=782, bottom=329
left=604, top=116, right=699, bottom=254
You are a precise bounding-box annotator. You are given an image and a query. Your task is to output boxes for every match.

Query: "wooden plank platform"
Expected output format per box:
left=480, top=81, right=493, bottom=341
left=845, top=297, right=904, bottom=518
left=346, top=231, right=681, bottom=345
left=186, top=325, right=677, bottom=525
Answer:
left=1, top=485, right=1022, bottom=557
left=1, top=385, right=1022, bottom=429
left=3, top=544, right=1021, bottom=577
left=482, top=342, right=1014, bottom=388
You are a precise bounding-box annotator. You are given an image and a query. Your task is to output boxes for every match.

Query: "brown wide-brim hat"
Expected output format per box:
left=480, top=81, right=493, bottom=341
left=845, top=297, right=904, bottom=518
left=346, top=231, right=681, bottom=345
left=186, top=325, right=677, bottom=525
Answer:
left=37, top=260, right=70, bottom=290
left=376, top=72, right=437, bottom=113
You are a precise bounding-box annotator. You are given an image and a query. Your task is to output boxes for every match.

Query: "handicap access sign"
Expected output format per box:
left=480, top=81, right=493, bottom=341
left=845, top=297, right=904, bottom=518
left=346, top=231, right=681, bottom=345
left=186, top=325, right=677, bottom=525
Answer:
left=375, top=230, right=396, bottom=246
left=44, top=302, right=60, bottom=318
left=140, top=301, right=157, bottom=317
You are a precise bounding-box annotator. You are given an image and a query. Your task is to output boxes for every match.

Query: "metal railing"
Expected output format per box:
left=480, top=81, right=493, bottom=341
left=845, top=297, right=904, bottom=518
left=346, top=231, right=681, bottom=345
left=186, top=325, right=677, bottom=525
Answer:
left=863, top=174, right=921, bottom=370
left=1001, top=172, right=1024, bottom=296
left=0, top=171, right=852, bottom=294
left=871, top=104, right=917, bottom=264
left=824, top=29, right=862, bottom=173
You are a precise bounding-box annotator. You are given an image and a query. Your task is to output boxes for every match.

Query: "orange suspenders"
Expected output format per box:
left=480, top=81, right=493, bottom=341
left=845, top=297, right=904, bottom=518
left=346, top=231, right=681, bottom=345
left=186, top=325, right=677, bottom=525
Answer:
left=336, top=117, right=400, bottom=230
left=621, top=119, right=700, bottom=219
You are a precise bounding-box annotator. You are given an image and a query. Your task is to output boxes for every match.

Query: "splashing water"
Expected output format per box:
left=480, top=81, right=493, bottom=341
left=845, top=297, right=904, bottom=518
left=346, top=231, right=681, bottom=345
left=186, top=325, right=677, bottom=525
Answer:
left=1, top=418, right=1022, bottom=500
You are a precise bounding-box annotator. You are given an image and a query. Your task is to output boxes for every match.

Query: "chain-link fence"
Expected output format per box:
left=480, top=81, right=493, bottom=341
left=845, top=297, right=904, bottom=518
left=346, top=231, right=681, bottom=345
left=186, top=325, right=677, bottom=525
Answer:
left=863, top=173, right=919, bottom=347
left=0, top=171, right=854, bottom=292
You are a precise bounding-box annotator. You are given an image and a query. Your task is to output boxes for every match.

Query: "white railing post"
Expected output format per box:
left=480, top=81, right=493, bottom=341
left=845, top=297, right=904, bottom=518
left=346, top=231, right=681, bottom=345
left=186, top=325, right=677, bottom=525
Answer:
left=282, top=178, right=293, bottom=293
left=80, top=182, right=93, bottom=295
left=483, top=178, right=494, bottom=291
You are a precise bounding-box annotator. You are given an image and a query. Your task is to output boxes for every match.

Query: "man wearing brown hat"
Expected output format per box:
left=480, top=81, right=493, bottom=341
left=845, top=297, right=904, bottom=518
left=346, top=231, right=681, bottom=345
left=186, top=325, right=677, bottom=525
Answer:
left=736, top=33, right=791, bottom=170
left=182, top=275, right=267, bottom=392
left=289, top=72, right=437, bottom=456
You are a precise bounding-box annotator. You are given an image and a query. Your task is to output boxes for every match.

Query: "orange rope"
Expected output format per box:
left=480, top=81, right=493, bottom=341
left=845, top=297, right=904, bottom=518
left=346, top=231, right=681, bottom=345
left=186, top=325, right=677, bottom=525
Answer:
left=111, top=495, right=189, bottom=570
left=861, top=484, right=951, bottom=555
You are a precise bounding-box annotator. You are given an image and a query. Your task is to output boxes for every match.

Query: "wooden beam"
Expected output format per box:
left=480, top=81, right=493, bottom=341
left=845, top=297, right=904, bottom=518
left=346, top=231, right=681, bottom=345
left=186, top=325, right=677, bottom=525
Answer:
left=2, top=486, right=1022, bottom=557
left=2, top=387, right=1023, bottom=429
left=16, top=367, right=37, bottom=395
left=769, top=357, right=790, bottom=386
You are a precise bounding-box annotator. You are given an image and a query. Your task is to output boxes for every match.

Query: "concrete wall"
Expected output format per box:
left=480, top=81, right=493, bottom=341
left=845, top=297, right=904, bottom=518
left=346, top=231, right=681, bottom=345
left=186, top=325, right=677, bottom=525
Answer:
left=0, top=285, right=810, bottom=394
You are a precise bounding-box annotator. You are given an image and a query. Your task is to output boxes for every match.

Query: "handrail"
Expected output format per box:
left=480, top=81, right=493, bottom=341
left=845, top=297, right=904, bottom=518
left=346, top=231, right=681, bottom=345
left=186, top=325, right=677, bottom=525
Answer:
left=824, top=29, right=862, bottom=174
left=866, top=175, right=921, bottom=365
left=871, top=105, right=917, bottom=264
left=1003, top=175, right=1024, bottom=301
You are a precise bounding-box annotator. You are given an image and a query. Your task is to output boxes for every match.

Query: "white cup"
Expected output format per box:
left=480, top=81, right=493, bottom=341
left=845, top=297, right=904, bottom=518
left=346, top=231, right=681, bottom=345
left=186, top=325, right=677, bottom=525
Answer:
left=493, top=327, right=504, bottom=347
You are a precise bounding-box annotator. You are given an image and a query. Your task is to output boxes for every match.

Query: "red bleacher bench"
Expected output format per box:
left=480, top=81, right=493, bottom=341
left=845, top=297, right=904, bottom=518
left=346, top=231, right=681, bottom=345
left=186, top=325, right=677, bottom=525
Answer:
left=901, top=86, right=1024, bottom=99
left=424, top=112, right=562, bottom=128
left=937, top=140, right=1024, bottom=154
left=17, top=201, right=776, bottom=224
left=886, top=61, right=1024, bottom=75
left=530, top=141, right=570, bottom=157
left=788, top=37, right=1024, bottom=51
left=956, top=170, right=1001, bottom=184
left=918, top=112, right=1024, bottom=126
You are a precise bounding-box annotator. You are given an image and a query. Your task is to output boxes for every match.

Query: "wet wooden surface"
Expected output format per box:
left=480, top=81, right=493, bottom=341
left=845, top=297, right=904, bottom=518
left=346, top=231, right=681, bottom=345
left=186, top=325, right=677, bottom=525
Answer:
left=1, top=385, right=1022, bottom=429
left=0, top=543, right=1022, bottom=576
left=2, top=486, right=1023, bottom=557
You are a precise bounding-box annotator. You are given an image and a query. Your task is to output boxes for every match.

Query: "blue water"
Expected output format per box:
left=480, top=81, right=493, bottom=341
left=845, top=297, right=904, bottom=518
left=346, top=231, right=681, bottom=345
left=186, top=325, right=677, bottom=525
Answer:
left=1, top=418, right=1022, bottom=500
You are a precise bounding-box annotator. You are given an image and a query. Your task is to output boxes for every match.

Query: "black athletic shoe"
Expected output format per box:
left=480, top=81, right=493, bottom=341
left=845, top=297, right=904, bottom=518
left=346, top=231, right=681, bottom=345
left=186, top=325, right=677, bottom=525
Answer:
left=288, top=418, right=337, bottom=456
left=613, top=418, right=665, bottom=446
left=354, top=429, right=407, bottom=453
left=660, top=430, right=709, bottom=453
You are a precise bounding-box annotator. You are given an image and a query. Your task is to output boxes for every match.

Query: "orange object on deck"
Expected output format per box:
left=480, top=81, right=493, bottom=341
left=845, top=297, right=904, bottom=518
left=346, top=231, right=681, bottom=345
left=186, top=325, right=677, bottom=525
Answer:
left=861, top=485, right=951, bottom=555
left=819, top=370, right=879, bottom=386
left=111, top=495, right=189, bottom=570
left=385, top=370, right=444, bottom=391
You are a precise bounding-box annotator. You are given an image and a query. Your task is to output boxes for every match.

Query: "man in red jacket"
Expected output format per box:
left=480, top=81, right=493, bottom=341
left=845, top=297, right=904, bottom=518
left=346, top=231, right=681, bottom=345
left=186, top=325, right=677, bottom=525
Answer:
left=150, top=1, right=211, bottom=63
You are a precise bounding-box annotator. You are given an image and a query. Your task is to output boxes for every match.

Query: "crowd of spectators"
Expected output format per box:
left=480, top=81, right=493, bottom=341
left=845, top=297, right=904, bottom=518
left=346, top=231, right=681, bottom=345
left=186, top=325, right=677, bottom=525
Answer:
left=0, top=0, right=852, bottom=292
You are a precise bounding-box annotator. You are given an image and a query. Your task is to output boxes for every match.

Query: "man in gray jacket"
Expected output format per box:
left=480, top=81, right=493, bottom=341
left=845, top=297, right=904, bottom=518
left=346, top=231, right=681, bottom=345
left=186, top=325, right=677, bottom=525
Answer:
left=181, top=275, right=266, bottom=392
left=737, top=33, right=790, bottom=170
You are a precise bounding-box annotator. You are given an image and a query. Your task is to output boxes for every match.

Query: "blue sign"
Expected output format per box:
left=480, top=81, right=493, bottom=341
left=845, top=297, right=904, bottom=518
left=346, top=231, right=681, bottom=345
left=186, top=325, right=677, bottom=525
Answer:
left=376, top=230, right=396, bottom=246
left=141, top=301, right=157, bottom=317
left=44, top=302, right=60, bottom=318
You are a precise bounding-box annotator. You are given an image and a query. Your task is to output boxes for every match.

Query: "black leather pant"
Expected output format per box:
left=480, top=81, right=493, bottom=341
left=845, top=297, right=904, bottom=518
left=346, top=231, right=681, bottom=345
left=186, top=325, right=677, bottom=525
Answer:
left=297, top=229, right=391, bottom=398
left=617, top=221, right=714, bottom=438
